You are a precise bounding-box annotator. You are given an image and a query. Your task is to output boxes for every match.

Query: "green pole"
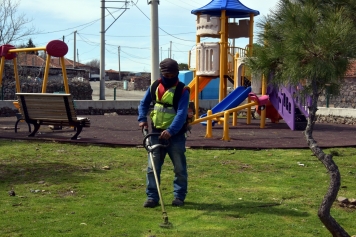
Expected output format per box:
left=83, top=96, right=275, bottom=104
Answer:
left=1, top=86, right=3, bottom=101
left=114, top=87, right=116, bottom=101
left=326, top=86, right=329, bottom=108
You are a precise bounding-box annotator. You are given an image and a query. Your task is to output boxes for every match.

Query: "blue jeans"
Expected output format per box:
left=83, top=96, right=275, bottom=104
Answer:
left=146, top=132, right=187, bottom=202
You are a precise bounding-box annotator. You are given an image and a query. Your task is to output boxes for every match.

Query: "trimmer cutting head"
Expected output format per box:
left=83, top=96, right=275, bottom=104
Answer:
left=159, top=216, right=173, bottom=229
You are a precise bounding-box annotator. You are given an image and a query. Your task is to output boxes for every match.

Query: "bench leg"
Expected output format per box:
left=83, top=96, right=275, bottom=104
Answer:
left=71, top=126, right=83, bottom=140
left=29, top=123, right=41, bottom=137
left=15, top=119, right=21, bottom=133
left=14, top=119, right=32, bottom=133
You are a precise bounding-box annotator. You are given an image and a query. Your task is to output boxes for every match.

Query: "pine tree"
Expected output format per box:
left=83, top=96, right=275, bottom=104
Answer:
left=246, top=0, right=356, bottom=236
left=25, top=38, right=38, bottom=55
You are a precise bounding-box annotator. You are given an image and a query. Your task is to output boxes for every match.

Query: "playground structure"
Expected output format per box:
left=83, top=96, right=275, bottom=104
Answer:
left=185, top=0, right=310, bottom=141
left=0, top=40, right=71, bottom=94
left=0, top=0, right=311, bottom=142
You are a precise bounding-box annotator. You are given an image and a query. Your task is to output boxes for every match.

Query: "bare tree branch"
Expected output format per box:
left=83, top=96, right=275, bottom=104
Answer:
left=0, top=0, right=36, bottom=45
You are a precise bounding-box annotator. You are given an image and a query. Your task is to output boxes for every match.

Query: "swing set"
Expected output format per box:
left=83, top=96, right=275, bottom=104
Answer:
left=0, top=40, right=71, bottom=94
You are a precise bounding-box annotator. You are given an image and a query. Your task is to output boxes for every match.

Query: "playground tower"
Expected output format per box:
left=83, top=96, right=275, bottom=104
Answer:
left=190, top=0, right=260, bottom=117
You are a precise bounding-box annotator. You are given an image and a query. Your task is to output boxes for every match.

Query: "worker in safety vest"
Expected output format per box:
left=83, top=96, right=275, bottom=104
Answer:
left=138, top=58, right=189, bottom=208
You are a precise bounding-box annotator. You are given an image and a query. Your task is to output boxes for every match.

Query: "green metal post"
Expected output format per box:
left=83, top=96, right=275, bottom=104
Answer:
left=114, top=87, right=116, bottom=101
left=326, top=86, right=330, bottom=108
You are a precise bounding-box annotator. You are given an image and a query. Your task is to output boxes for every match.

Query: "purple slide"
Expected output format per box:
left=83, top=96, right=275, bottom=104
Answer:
left=268, top=85, right=310, bottom=130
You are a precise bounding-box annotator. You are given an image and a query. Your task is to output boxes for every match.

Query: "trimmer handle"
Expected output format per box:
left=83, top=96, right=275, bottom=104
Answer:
left=142, top=129, right=170, bottom=152
left=142, top=127, right=149, bottom=136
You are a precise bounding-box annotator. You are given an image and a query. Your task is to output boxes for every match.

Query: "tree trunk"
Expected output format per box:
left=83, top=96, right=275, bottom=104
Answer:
left=304, top=86, right=350, bottom=237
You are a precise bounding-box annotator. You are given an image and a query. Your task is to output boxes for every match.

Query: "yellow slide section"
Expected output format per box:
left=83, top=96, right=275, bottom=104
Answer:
left=188, top=76, right=215, bottom=101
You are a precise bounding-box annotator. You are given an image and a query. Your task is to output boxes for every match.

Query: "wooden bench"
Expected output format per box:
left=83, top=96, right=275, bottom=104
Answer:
left=16, top=93, right=90, bottom=140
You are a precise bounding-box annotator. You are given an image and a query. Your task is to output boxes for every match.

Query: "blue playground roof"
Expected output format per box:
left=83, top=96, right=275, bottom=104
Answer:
left=191, top=0, right=260, bottom=18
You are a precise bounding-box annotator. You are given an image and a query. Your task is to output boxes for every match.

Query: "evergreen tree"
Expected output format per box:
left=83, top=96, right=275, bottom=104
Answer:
left=178, top=63, right=189, bottom=70
left=25, top=38, right=37, bottom=55
left=26, top=38, right=35, bottom=48
left=246, top=0, right=356, bottom=236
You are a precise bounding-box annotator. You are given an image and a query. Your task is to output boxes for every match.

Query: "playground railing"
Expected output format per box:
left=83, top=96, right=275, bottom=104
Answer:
left=190, top=101, right=258, bottom=141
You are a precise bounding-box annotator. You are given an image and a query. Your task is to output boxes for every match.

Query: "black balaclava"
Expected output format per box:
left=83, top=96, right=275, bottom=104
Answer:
left=159, top=58, right=179, bottom=88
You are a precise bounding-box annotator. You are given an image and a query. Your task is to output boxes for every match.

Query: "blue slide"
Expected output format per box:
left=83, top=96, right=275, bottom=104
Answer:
left=200, top=86, right=252, bottom=125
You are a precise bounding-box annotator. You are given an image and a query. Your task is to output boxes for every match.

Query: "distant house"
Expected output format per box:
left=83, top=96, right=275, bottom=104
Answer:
left=88, top=73, right=109, bottom=81
left=105, top=69, right=132, bottom=81
left=8, top=53, right=152, bottom=83
left=8, top=53, right=89, bottom=80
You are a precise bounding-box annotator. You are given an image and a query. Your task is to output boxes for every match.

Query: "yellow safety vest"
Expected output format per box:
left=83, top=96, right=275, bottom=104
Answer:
left=150, top=85, right=177, bottom=129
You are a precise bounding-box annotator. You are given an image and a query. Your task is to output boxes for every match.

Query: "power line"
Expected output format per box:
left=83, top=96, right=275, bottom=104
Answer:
left=79, top=31, right=196, bottom=38
left=120, top=49, right=150, bottom=59
left=27, top=5, right=126, bottom=36
left=164, top=0, right=193, bottom=11
left=132, top=1, right=195, bottom=42
left=29, top=19, right=100, bottom=35
left=77, top=33, right=98, bottom=46
left=120, top=55, right=151, bottom=66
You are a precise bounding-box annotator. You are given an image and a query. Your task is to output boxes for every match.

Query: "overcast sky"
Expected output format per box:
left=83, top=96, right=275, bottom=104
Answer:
left=17, top=0, right=279, bottom=72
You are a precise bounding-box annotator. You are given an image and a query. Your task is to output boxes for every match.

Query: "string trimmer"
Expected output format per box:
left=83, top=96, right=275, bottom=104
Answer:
left=142, top=128, right=173, bottom=229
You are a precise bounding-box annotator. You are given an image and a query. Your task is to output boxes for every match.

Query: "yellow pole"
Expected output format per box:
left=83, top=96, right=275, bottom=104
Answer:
left=0, top=56, right=5, bottom=86
left=219, top=10, right=226, bottom=102
left=13, top=58, right=21, bottom=92
left=249, top=13, right=254, bottom=58
left=260, top=74, right=267, bottom=128
left=232, top=111, right=237, bottom=126
left=42, top=54, right=51, bottom=93
left=194, top=75, right=199, bottom=119
left=232, top=52, right=239, bottom=126
left=262, top=74, right=267, bottom=95
left=205, top=110, right=213, bottom=138
left=194, top=14, right=201, bottom=119
left=9, top=47, right=46, bottom=54
left=234, top=53, right=239, bottom=89
left=222, top=111, right=230, bottom=141
left=60, top=57, right=70, bottom=93
left=247, top=96, right=252, bottom=124
left=224, top=16, right=229, bottom=99
left=248, top=13, right=254, bottom=85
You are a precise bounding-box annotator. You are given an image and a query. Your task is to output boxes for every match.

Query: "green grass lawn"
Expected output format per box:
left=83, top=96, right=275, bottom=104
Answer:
left=0, top=139, right=355, bottom=237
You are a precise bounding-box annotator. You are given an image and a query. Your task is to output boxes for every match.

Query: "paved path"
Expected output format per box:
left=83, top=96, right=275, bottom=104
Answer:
left=1, top=81, right=355, bottom=149
left=1, top=115, right=355, bottom=149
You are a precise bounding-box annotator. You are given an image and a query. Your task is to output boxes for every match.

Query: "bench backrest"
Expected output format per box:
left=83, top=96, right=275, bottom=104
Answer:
left=16, top=93, right=77, bottom=121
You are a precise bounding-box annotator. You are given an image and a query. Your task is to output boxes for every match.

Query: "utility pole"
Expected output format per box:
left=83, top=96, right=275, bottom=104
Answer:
left=100, top=0, right=129, bottom=100
left=170, top=41, right=172, bottom=58
left=118, top=46, right=121, bottom=80
left=73, top=30, right=77, bottom=68
left=100, top=1, right=105, bottom=100
left=148, top=0, right=159, bottom=83
left=77, top=49, right=79, bottom=64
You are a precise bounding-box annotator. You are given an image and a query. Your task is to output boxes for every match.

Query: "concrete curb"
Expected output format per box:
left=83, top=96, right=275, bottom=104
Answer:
left=0, top=100, right=355, bottom=117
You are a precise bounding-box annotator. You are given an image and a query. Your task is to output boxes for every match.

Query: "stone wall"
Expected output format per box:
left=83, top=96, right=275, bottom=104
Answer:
left=1, top=64, right=91, bottom=100
left=316, top=115, right=356, bottom=125
left=318, top=78, right=356, bottom=108
left=0, top=77, right=92, bottom=100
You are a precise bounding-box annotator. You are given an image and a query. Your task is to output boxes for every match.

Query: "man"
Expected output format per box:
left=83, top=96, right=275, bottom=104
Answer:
left=138, top=58, right=189, bottom=208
